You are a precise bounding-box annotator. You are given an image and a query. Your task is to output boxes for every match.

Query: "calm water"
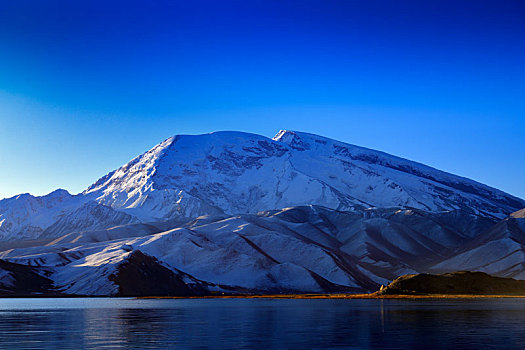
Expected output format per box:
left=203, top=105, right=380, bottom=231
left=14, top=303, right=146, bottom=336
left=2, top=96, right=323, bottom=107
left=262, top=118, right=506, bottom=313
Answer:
left=0, top=298, right=524, bottom=349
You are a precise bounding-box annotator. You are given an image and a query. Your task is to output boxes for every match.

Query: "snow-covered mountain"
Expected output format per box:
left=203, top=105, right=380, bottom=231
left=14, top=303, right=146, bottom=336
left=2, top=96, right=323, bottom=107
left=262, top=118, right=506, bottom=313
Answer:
left=0, top=189, right=77, bottom=240
left=83, top=130, right=524, bottom=223
left=5, top=129, right=522, bottom=241
left=0, top=130, right=523, bottom=295
left=0, top=192, right=139, bottom=241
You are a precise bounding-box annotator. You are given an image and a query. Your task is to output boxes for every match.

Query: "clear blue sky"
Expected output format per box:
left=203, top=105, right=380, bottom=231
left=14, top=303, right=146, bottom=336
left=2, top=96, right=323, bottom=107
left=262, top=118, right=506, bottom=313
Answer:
left=0, top=0, right=523, bottom=200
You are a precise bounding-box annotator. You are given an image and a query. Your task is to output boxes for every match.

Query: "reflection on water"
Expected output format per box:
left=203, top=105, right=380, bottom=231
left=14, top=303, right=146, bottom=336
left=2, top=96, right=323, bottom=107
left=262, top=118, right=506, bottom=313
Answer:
left=0, top=298, right=524, bottom=349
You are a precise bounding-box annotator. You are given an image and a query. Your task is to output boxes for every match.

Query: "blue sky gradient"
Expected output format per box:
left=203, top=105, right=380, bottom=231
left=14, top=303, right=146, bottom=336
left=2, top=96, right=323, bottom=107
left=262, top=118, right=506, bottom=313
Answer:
left=0, top=0, right=523, bottom=200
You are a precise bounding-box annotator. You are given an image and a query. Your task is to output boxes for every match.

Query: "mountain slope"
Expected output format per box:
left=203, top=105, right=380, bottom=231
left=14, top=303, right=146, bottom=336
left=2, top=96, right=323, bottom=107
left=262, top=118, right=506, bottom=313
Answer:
left=0, top=190, right=78, bottom=240
left=432, top=208, right=525, bottom=279
left=83, top=130, right=525, bottom=223
left=0, top=206, right=499, bottom=294
left=40, top=201, right=140, bottom=238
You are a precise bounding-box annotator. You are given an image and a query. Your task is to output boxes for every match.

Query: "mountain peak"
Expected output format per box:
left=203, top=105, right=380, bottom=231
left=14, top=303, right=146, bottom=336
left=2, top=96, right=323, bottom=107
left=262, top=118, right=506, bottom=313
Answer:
left=44, top=189, right=71, bottom=198
left=272, top=129, right=293, bottom=141
left=78, top=130, right=525, bottom=221
left=273, top=130, right=312, bottom=151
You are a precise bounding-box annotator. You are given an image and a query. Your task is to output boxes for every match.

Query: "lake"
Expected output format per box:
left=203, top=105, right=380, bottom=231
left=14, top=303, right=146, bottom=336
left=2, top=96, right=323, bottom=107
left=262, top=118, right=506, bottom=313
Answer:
left=0, top=298, right=524, bottom=349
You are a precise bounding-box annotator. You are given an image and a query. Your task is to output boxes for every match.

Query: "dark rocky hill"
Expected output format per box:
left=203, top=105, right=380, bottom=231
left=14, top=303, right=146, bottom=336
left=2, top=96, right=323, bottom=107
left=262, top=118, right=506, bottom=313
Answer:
left=377, top=271, right=525, bottom=295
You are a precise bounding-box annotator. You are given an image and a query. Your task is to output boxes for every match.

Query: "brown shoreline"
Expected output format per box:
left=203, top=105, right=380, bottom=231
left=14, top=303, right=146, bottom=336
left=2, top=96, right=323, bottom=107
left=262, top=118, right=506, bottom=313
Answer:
left=137, top=293, right=525, bottom=300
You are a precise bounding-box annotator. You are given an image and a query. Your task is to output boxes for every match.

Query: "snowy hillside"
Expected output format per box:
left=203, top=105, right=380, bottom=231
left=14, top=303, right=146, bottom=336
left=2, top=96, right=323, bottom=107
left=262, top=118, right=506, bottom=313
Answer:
left=40, top=201, right=139, bottom=238
left=0, top=190, right=78, bottom=240
left=432, top=208, right=525, bottom=279
left=0, top=206, right=501, bottom=295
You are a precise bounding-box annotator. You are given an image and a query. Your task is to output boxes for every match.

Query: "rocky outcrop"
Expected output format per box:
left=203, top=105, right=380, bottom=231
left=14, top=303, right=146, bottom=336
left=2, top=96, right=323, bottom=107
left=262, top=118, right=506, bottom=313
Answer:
left=0, top=259, right=55, bottom=296
left=108, top=251, right=206, bottom=297
left=377, top=271, right=525, bottom=295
